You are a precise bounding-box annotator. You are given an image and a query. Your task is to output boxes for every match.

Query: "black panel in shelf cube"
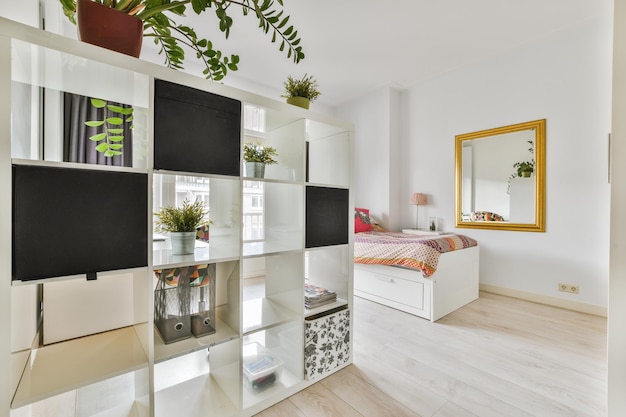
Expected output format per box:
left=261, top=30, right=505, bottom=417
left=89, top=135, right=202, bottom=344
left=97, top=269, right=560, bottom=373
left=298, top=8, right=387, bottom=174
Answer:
left=306, top=186, right=349, bottom=248
left=154, top=79, right=241, bottom=176
left=12, top=164, right=148, bottom=281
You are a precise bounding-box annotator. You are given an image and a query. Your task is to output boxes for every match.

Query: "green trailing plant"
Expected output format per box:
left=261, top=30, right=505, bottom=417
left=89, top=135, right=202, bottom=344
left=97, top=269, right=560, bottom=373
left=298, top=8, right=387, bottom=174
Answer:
left=59, top=0, right=305, bottom=81
left=507, top=140, right=535, bottom=193
left=513, top=160, right=534, bottom=176
left=85, top=98, right=133, bottom=157
left=154, top=198, right=209, bottom=233
left=243, top=141, right=278, bottom=164
left=281, top=73, right=320, bottom=101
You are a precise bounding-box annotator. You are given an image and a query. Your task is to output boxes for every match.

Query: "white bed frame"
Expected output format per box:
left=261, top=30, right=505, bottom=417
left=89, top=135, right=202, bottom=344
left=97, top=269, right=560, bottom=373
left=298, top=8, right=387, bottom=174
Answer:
left=354, top=245, right=479, bottom=321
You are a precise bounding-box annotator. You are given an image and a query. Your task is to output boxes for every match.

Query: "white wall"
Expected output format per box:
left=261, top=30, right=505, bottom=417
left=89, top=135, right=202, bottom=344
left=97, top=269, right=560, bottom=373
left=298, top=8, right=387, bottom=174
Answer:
left=339, top=16, right=613, bottom=309
left=337, top=87, right=405, bottom=231
left=0, top=0, right=39, bottom=27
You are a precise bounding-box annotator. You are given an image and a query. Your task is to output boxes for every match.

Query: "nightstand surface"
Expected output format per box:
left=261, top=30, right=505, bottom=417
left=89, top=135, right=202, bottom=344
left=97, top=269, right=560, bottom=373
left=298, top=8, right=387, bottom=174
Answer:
left=402, top=228, right=448, bottom=235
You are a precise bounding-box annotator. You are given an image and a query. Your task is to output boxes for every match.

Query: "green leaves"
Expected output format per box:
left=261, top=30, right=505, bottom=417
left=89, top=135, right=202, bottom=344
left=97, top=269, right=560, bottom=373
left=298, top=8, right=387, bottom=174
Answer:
left=247, top=0, right=305, bottom=64
left=282, top=74, right=320, bottom=101
left=243, top=141, right=278, bottom=165
left=145, top=14, right=239, bottom=81
left=154, top=198, right=209, bottom=233
left=85, top=98, right=134, bottom=158
left=59, top=0, right=306, bottom=79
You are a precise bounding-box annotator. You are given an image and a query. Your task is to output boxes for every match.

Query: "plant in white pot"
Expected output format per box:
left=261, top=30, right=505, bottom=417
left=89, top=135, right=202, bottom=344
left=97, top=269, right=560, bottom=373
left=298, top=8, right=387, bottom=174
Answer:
left=243, top=141, right=278, bottom=178
left=155, top=198, right=208, bottom=255
left=281, top=73, right=320, bottom=109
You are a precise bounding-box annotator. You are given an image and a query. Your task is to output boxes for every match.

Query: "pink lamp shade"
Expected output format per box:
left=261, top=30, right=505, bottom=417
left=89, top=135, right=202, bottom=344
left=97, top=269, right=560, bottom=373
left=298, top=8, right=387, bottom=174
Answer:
left=410, top=193, right=427, bottom=206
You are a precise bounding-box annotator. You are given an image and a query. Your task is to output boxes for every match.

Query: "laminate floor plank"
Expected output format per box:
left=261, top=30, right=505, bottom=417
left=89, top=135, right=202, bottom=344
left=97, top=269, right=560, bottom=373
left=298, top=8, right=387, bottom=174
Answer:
left=320, top=367, right=422, bottom=417
left=255, top=399, right=306, bottom=417
left=256, top=292, right=607, bottom=417
left=287, top=382, right=363, bottom=417
left=432, top=401, right=478, bottom=417
left=344, top=362, right=446, bottom=417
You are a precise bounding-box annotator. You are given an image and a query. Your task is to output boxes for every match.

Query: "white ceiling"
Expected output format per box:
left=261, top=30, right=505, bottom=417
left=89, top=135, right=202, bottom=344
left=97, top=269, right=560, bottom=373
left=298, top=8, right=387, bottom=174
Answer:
left=67, top=0, right=613, bottom=108
left=140, top=0, right=614, bottom=108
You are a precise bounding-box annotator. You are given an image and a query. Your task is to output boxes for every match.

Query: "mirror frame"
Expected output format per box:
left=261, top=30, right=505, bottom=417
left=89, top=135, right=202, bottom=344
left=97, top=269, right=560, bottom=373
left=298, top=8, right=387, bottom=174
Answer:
left=455, top=119, right=546, bottom=232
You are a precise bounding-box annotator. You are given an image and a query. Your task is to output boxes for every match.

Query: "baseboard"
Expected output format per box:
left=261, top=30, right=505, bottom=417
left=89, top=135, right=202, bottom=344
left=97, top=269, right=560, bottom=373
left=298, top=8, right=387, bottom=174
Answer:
left=479, top=284, right=607, bottom=317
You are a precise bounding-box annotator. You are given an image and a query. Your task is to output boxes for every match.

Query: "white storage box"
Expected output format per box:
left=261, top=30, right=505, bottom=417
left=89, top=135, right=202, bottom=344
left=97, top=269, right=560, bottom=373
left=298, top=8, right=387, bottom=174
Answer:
left=242, top=342, right=283, bottom=391
left=305, top=308, right=350, bottom=380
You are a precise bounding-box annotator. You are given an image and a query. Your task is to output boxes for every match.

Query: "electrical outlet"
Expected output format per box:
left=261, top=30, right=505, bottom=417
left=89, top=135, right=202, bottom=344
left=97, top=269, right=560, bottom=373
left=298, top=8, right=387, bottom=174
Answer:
left=558, top=283, right=579, bottom=294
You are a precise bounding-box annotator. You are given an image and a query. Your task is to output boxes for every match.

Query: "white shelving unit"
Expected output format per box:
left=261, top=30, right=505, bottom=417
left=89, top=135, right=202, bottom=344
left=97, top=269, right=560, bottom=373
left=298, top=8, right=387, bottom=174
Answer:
left=0, top=16, right=353, bottom=417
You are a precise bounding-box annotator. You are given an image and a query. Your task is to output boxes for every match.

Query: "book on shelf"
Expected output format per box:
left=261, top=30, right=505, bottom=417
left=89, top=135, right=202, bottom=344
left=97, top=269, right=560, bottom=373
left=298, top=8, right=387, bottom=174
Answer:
left=305, top=298, right=339, bottom=309
left=305, top=283, right=337, bottom=308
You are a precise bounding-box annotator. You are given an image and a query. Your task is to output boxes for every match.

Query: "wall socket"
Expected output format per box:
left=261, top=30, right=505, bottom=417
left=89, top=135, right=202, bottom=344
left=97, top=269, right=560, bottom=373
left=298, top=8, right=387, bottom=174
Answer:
left=558, top=283, right=579, bottom=294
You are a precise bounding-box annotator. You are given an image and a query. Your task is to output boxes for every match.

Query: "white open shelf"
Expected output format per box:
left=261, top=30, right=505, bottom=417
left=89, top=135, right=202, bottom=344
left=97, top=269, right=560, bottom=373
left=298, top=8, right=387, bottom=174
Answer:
left=154, top=343, right=240, bottom=417
left=242, top=242, right=302, bottom=258
left=154, top=317, right=238, bottom=363
left=153, top=239, right=240, bottom=269
left=154, top=372, right=238, bottom=417
left=2, top=18, right=353, bottom=417
left=306, top=245, right=351, bottom=302
left=11, top=372, right=150, bottom=417
left=241, top=322, right=304, bottom=409
left=304, top=297, right=349, bottom=318
left=242, top=298, right=300, bottom=335
left=241, top=366, right=300, bottom=410
left=11, top=326, right=149, bottom=409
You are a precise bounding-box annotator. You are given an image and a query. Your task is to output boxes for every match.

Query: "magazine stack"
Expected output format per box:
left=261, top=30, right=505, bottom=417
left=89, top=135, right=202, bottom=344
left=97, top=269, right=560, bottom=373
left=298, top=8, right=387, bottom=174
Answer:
left=305, top=283, right=337, bottom=309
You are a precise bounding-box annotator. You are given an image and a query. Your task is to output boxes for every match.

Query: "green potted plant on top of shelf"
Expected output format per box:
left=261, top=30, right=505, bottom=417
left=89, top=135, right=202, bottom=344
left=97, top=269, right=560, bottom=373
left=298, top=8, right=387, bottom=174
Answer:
left=243, top=141, right=278, bottom=178
left=154, top=198, right=209, bottom=255
left=282, top=73, right=321, bottom=109
left=59, top=0, right=305, bottom=81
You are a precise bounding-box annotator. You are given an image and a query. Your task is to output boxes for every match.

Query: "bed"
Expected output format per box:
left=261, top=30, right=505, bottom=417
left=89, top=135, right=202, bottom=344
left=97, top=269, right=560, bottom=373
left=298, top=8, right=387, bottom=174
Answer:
left=353, top=212, right=479, bottom=321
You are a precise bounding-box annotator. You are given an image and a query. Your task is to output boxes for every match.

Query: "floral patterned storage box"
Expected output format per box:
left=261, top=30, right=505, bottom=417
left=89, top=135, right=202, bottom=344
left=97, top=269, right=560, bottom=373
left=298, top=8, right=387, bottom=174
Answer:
left=304, top=308, right=350, bottom=380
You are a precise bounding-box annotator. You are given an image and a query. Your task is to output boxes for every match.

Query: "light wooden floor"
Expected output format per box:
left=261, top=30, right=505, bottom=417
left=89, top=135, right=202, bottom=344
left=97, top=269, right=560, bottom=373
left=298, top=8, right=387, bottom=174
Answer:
left=256, top=292, right=607, bottom=417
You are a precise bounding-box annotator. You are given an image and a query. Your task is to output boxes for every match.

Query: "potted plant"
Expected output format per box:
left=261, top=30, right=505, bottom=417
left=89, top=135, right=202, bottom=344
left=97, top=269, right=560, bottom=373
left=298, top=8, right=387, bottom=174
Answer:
left=243, top=141, right=278, bottom=178
left=59, top=0, right=305, bottom=81
left=514, top=161, right=534, bottom=177
left=282, top=74, right=321, bottom=109
left=154, top=198, right=208, bottom=255
left=507, top=140, right=535, bottom=193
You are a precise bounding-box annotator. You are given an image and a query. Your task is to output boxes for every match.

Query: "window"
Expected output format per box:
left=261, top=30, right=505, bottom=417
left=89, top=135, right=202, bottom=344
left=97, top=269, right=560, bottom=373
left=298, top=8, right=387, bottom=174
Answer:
left=243, top=180, right=264, bottom=241
left=153, top=174, right=211, bottom=225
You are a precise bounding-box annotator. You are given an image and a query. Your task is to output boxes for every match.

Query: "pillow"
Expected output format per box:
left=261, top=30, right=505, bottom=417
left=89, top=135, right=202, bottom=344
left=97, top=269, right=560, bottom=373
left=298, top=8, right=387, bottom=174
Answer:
left=355, top=208, right=373, bottom=233
left=470, top=211, right=505, bottom=222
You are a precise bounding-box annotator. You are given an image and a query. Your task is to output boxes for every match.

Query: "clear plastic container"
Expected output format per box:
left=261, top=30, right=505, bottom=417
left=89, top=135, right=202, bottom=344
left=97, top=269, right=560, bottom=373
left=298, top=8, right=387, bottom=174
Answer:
left=242, top=342, right=282, bottom=391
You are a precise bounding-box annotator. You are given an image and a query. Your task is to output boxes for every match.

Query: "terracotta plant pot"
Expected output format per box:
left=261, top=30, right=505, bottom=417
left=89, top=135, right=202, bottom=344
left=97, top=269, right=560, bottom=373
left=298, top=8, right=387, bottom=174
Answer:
left=77, top=0, right=143, bottom=57
left=286, top=96, right=310, bottom=109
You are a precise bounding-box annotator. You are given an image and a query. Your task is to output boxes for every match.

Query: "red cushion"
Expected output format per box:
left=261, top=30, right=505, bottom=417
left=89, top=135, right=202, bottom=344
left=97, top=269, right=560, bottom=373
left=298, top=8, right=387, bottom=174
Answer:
left=355, top=208, right=372, bottom=233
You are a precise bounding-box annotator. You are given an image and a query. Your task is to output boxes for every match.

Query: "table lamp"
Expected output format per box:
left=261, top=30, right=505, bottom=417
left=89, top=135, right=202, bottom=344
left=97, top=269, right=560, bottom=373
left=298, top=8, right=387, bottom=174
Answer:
left=410, top=193, right=427, bottom=229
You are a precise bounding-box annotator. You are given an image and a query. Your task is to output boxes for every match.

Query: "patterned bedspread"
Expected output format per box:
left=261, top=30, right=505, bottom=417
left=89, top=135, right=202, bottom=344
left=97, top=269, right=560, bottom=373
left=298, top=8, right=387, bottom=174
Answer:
left=354, top=232, right=478, bottom=277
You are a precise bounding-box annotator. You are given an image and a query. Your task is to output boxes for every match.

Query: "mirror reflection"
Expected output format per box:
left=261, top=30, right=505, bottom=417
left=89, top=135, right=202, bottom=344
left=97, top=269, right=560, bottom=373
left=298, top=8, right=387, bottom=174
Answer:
left=455, top=119, right=545, bottom=232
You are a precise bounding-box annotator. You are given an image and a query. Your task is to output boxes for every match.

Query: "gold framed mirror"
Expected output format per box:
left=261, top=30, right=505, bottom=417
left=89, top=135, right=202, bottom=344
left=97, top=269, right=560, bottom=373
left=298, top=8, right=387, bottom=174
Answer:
left=455, top=119, right=545, bottom=232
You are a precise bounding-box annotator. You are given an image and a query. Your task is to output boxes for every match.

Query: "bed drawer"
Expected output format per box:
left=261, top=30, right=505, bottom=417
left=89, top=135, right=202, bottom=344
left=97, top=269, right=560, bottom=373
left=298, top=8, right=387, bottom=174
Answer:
left=354, top=268, right=427, bottom=311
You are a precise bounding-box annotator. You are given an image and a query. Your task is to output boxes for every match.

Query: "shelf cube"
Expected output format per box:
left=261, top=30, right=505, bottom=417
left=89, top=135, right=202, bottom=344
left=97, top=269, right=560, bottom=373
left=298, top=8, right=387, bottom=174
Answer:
left=154, top=264, right=217, bottom=343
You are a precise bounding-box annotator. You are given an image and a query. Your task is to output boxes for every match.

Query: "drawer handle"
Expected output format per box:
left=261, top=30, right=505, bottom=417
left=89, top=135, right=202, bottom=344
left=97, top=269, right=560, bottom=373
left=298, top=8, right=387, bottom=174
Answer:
left=374, top=275, right=393, bottom=283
